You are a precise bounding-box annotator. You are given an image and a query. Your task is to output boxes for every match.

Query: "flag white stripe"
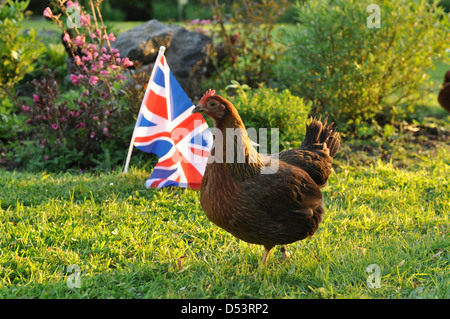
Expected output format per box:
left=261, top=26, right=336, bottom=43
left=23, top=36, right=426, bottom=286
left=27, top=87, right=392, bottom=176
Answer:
left=149, top=81, right=166, bottom=97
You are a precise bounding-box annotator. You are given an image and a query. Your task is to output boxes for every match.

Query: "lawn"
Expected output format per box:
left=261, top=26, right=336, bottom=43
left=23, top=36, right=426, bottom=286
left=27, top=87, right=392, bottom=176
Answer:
left=0, top=131, right=448, bottom=298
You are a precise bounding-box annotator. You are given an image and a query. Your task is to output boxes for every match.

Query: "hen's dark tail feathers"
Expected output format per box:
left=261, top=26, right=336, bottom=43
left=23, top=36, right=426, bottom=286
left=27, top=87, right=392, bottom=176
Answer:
left=300, top=116, right=340, bottom=158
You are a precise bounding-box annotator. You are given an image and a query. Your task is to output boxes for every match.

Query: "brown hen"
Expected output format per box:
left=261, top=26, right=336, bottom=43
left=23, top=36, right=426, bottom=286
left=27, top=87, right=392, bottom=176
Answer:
left=192, top=89, right=340, bottom=263
left=438, top=70, right=450, bottom=112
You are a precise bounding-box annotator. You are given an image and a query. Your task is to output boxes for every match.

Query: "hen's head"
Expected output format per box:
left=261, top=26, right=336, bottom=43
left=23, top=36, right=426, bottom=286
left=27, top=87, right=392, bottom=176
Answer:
left=193, top=89, right=241, bottom=126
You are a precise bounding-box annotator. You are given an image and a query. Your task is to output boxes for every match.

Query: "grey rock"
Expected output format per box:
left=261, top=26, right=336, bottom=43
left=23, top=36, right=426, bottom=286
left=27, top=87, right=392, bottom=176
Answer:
left=113, top=20, right=174, bottom=65
left=113, top=19, right=212, bottom=99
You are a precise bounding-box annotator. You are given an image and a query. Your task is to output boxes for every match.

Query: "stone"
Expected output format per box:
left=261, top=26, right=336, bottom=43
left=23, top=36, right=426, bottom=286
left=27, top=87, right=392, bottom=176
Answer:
left=112, top=20, right=173, bottom=65
left=112, top=19, right=213, bottom=99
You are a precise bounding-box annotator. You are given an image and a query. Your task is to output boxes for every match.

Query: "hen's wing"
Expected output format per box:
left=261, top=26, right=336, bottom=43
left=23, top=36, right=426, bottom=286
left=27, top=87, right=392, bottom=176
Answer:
left=244, top=158, right=323, bottom=218
left=236, top=158, right=324, bottom=245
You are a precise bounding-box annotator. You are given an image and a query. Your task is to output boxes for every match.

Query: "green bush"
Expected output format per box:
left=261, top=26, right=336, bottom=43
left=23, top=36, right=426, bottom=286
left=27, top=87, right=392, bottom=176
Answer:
left=223, top=82, right=311, bottom=152
left=279, top=0, right=449, bottom=134
left=202, top=0, right=289, bottom=88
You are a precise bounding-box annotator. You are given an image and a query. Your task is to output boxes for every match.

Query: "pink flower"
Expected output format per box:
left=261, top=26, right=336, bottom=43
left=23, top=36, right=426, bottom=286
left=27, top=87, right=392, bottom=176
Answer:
left=103, top=32, right=116, bottom=42
left=191, top=18, right=200, bottom=25
left=89, top=75, right=99, bottom=85
left=80, top=14, right=91, bottom=27
left=66, top=1, right=79, bottom=7
left=87, top=43, right=98, bottom=51
left=44, top=155, right=49, bottom=161
left=122, top=57, right=133, bottom=67
left=93, top=116, right=99, bottom=121
left=97, top=60, right=104, bottom=69
left=90, top=132, right=96, bottom=139
left=119, top=74, right=127, bottom=80
left=73, top=35, right=85, bottom=46
left=200, top=19, right=211, bottom=25
left=108, top=64, right=119, bottom=70
left=82, top=52, right=93, bottom=62
left=103, top=127, right=108, bottom=133
left=33, top=94, right=41, bottom=103
left=43, top=7, right=53, bottom=19
left=62, top=32, right=71, bottom=43
left=81, top=90, right=90, bottom=98
left=111, top=48, right=120, bottom=58
left=70, top=74, right=79, bottom=85
left=105, top=109, right=110, bottom=115
left=22, top=105, right=30, bottom=112
left=100, top=54, right=111, bottom=62
left=74, top=55, right=82, bottom=66
left=69, top=111, right=75, bottom=117
left=91, top=29, right=102, bottom=39
left=51, top=123, right=59, bottom=130
left=80, top=122, right=86, bottom=129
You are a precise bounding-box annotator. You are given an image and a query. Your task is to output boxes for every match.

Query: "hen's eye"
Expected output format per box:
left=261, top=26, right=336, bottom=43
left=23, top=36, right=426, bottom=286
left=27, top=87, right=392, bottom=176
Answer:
left=208, top=101, right=216, bottom=107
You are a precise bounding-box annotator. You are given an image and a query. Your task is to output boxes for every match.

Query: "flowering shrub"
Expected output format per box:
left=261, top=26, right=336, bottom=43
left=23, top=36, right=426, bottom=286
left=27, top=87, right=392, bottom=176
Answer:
left=44, top=1, right=133, bottom=92
left=11, top=0, right=140, bottom=170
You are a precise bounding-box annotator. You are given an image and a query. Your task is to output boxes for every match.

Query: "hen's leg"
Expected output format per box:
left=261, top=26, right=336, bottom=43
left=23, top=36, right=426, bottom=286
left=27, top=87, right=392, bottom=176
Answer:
left=262, top=246, right=273, bottom=264
left=280, top=245, right=290, bottom=260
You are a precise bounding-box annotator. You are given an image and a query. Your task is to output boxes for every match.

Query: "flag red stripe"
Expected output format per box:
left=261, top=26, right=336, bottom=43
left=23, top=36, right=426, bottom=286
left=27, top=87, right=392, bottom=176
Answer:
left=134, top=132, right=171, bottom=143
left=145, top=91, right=167, bottom=119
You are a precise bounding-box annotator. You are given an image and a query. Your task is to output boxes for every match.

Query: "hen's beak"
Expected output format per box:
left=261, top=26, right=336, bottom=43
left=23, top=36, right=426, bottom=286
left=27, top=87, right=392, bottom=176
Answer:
left=192, top=105, right=203, bottom=114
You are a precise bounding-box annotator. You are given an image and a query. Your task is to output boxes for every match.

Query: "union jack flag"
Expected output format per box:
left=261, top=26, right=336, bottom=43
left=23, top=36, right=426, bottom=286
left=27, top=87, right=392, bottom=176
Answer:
left=126, top=47, right=212, bottom=190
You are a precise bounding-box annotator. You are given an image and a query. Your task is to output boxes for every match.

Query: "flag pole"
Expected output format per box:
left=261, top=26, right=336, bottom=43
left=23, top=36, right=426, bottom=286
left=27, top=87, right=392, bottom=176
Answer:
left=123, top=46, right=166, bottom=173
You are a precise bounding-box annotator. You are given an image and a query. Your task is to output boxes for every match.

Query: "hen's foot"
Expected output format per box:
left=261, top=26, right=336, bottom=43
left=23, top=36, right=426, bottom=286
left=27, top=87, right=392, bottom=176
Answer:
left=262, top=246, right=272, bottom=264
left=280, top=245, right=290, bottom=260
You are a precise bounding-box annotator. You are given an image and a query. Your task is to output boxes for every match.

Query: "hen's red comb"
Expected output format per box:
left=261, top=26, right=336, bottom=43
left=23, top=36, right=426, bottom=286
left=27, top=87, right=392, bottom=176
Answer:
left=199, top=89, right=215, bottom=104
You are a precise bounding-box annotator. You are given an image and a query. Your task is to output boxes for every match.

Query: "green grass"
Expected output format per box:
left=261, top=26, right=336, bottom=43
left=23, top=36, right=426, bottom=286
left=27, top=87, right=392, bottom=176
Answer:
left=0, top=141, right=448, bottom=298
left=5, top=16, right=449, bottom=300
